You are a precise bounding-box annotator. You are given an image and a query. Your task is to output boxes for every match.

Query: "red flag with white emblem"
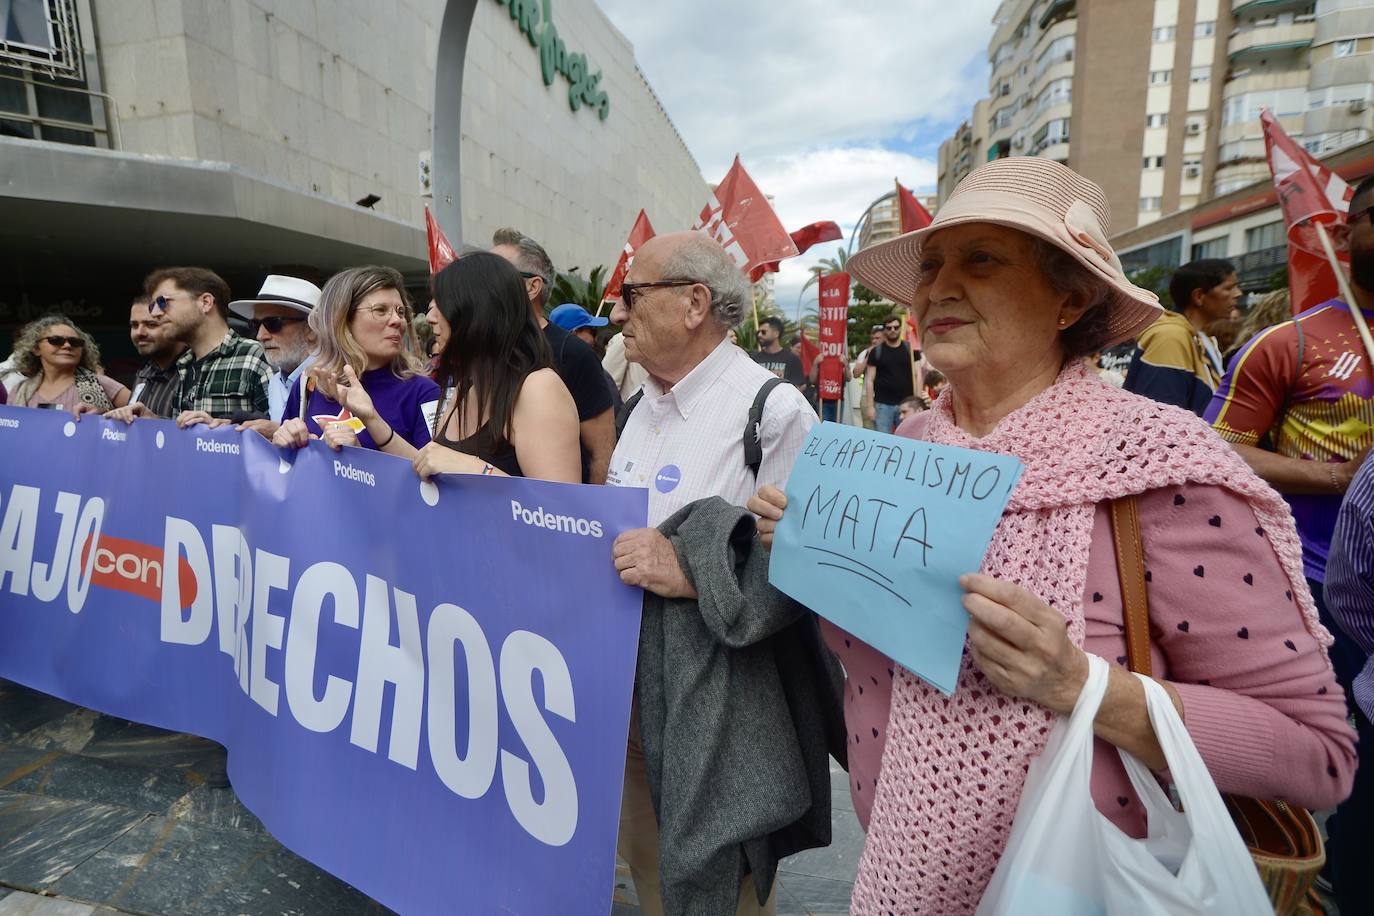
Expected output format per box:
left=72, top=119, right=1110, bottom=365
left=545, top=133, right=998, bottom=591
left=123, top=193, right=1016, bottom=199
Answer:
left=604, top=209, right=655, bottom=302
left=694, top=156, right=799, bottom=274
left=426, top=206, right=458, bottom=276
left=1260, top=108, right=1353, bottom=313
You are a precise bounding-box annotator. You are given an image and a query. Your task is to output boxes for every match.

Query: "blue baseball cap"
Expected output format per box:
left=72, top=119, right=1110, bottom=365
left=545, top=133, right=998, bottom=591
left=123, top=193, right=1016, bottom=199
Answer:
left=549, top=303, right=609, bottom=332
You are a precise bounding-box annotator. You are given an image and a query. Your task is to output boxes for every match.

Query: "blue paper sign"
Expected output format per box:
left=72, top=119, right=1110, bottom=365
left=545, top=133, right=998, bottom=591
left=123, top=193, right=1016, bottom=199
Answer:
left=768, top=422, right=1022, bottom=694
left=0, top=406, right=647, bottom=915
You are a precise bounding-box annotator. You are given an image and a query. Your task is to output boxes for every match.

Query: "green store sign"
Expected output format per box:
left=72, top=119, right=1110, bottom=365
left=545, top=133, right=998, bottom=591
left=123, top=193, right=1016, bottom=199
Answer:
left=495, top=0, right=611, bottom=121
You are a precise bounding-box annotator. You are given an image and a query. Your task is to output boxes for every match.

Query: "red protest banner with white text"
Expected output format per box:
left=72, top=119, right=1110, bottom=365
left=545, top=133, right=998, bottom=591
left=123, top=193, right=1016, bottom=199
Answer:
left=817, top=272, right=850, bottom=401
left=693, top=156, right=799, bottom=274
left=604, top=210, right=655, bottom=302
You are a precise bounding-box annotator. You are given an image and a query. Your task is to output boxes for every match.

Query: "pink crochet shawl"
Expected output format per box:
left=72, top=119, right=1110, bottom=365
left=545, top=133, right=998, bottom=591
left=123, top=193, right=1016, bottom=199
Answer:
left=850, top=361, right=1330, bottom=914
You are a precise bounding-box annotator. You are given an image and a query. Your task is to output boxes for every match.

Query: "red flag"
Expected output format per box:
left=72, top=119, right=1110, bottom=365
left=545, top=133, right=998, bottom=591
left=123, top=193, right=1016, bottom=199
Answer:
left=426, top=206, right=457, bottom=275
left=694, top=156, right=799, bottom=274
left=798, top=331, right=821, bottom=375
left=1260, top=108, right=1354, bottom=313
left=749, top=220, right=844, bottom=282
left=896, top=180, right=934, bottom=234
left=817, top=273, right=851, bottom=401
left=604, top=209, right=655, bottom=302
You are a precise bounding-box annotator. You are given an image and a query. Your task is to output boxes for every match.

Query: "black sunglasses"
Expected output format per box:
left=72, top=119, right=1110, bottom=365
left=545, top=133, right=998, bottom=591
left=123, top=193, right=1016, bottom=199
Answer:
left=247, top=316, right=308, bottom=335
left=1349, top=204, right=1374, bottom=226
left=620, top=279, right=698, bottom=309
left=44, top=335, right=84, bottom=349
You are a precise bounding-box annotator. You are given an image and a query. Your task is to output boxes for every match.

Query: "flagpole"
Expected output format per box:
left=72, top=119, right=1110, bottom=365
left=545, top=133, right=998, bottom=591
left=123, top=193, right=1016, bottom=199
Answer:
left=1314, top=222, right=1374, bottom=364
left=752, top=286, right=762, bottom=338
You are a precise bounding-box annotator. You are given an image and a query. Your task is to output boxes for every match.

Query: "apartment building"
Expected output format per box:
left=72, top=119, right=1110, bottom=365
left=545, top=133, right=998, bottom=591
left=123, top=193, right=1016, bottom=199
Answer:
left=939, top=0, right=1374, bottom=237
left=856, top=190, right=939, bottom=249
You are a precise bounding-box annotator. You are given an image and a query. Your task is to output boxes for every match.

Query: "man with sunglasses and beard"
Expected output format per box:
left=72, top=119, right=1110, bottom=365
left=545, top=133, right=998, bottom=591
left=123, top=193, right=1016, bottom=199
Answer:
left=1206, top=173, right=1374, bottom=909
left=227, top=275, right=322, bottom=437
left=106, top=267, right=272, bottom=427
left=127, top=293, right=185, bottom=419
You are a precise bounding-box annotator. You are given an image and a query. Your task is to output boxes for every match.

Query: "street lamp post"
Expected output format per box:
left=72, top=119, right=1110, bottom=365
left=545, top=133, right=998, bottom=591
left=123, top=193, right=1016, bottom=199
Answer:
left=848, top=190, right=898, bottom=257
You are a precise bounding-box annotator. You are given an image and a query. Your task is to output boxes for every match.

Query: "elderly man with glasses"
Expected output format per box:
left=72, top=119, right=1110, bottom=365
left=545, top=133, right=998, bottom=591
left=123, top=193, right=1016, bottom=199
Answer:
left=605, top=230, right=845, bottom=916
left=227, top=275, right=322, bottom=436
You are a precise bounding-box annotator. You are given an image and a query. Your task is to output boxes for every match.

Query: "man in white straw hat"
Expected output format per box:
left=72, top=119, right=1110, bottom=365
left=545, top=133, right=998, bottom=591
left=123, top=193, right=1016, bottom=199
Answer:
left=749, top=156, right=1354, bottom=914
left=228, top=274, right=322, bottom=435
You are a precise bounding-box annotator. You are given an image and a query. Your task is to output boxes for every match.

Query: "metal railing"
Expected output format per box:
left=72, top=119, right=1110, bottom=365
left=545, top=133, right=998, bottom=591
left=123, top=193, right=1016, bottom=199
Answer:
left=0, top=70, right=120, bottom=149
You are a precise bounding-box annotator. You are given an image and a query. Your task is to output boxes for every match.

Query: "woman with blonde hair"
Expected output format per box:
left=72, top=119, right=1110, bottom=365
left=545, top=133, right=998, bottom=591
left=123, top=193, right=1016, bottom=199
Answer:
left=1228, top=287, right=1292, bottom=361
left=273, top=266, right=440, bottom=454
left=8, top=314, right=130, bottom=411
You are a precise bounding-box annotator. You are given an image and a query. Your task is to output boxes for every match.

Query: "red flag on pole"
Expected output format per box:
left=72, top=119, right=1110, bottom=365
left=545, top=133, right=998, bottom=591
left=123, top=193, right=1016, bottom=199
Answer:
left=896, top=180, right=934, bottom=234
left=905, top=315, right=921, bottom=353
left=817, top=273, right=851, bottom=402
left=749, top=221, right=844, bottom=282
left=604, top=210, right=655, bottom=302
left=426, top=206, right=457, bottom=275
left=694, top=156, right=799, bottom=274
left=1260, top=108, right=1354, bottom=313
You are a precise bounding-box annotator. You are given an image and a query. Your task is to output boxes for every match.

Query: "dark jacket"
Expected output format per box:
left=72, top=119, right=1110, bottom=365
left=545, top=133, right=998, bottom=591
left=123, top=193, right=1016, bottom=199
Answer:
left=638, top=497, right=847, bottom=915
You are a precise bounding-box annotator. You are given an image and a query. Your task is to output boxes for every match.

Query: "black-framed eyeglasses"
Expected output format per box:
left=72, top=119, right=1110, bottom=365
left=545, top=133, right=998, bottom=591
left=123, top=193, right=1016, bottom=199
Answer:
left=519, top=271, right=544, bottom=282
left=247, top=316, right=308, bottom=336
left=620, top=279, right=698, bottom=309
left=1349, top=204, right=1374, bottom=226
left=44, top=335, right=84, bottom=349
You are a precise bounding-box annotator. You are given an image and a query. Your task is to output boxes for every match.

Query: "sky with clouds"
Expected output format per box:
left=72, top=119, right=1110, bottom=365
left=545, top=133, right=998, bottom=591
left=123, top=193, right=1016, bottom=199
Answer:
left=595, top=0, right=999, bottom=317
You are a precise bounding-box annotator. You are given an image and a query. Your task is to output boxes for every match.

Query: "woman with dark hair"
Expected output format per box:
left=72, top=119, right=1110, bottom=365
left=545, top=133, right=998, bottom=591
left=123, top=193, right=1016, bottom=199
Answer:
left=8, top=314, right=130, bottom=411
left=272, top=265, right=439, bottom=454
left=414, top=252, right=580, bottom=482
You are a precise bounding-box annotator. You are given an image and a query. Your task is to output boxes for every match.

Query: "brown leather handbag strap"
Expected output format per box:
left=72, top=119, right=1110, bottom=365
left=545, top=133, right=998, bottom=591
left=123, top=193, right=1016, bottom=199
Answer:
left=1108, top=496, right=1153, bottom=678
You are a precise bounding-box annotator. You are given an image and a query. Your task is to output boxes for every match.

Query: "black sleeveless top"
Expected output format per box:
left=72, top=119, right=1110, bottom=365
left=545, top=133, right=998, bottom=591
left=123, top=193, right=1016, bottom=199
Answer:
left=433, top=423, right=523, bottom=478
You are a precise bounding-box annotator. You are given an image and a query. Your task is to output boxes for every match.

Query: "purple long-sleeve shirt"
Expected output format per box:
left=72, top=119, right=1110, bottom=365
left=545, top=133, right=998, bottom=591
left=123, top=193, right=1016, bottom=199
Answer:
left=1325, top=457, right=1374, bottom=721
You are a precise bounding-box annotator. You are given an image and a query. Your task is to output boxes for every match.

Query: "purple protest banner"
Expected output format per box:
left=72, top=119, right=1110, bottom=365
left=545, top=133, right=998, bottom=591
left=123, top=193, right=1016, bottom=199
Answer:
left=0, top=406, right=646, bottom=914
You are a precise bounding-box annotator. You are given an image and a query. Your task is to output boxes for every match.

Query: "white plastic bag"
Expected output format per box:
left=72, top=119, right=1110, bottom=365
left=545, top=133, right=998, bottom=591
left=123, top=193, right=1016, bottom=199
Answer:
left=976, top=654, right=1273, bottom=916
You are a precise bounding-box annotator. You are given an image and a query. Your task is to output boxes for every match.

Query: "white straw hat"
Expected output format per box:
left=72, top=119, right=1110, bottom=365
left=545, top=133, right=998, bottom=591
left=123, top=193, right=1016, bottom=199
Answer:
left=228, top=275, right=323, bottom=319
left=848, top=158, right=1162, bottom=347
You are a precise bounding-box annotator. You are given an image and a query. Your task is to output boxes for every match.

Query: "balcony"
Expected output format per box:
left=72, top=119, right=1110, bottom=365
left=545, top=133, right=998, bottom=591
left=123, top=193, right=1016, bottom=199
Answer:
left=1228, top=21, right=1315, bottom=61
left=1038, top=0, right=1075, bottom=29
left=1232, top=0, right=1317, bottom=15
left=1233, top=245, right=1287, bottom=288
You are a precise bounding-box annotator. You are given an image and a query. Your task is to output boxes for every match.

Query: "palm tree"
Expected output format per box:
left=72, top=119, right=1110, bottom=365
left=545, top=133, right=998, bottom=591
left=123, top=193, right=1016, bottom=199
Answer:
left=549, top=265, right=609, bottom=317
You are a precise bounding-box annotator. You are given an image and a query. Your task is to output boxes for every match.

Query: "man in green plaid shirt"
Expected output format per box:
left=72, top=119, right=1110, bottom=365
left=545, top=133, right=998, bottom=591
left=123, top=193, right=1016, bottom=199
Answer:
left=106, top=267, right=272, bottom=424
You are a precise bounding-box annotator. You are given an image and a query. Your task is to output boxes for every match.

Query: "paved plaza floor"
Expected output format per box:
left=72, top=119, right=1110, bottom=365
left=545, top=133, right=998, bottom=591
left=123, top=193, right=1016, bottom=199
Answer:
left=0, top=680, right=860, bottom=915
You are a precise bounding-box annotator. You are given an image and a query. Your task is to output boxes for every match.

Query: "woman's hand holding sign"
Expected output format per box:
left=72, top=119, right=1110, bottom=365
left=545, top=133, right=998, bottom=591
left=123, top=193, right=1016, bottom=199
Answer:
left=960, top=573, right=1088, bottom=716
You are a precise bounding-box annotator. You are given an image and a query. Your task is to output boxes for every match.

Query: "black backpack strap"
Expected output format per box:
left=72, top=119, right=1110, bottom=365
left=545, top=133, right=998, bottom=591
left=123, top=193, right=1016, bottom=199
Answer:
left=744, top=377, right=786, bottom=478
left=615, top=389, right=644, bottom=440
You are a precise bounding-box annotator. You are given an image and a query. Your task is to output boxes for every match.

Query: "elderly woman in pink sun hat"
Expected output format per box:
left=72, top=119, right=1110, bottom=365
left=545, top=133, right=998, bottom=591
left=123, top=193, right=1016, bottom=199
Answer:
left=749, top=157, right=1356, bottom=912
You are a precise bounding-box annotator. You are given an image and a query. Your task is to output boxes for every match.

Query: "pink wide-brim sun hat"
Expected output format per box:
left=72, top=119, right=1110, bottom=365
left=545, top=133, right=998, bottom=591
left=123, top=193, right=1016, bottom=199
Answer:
left=848, top=157, right=1162, bottom=348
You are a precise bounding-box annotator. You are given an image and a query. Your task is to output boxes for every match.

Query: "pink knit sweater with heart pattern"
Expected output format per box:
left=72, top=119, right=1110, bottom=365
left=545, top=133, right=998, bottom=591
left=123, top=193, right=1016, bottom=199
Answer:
left=850, top=360, right=1338, bottom=914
